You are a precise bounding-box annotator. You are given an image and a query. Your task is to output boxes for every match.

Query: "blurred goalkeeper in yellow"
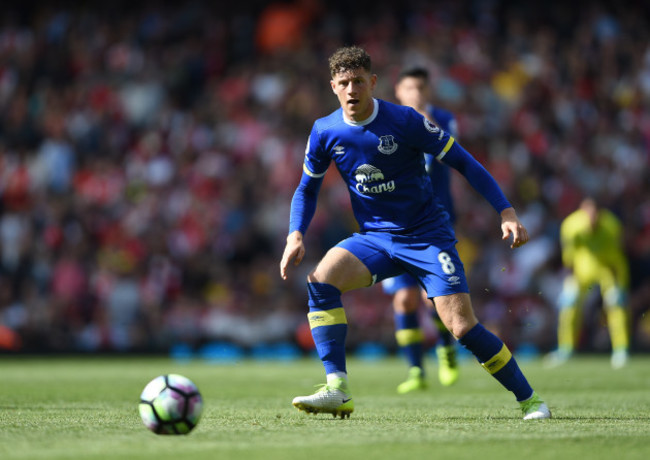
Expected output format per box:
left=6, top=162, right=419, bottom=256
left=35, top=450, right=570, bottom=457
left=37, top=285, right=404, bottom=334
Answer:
left=547, top=197, right=630, bottom=369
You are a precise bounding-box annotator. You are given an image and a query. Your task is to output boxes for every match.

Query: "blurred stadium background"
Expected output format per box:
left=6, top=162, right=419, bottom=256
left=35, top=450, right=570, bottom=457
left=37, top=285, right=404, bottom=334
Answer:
left=0, top=0, right=648, bottom=358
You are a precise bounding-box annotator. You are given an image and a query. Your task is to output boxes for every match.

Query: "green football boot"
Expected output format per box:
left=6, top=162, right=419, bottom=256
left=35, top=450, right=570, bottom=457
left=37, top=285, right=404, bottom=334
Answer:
left=436, top=345, right=459, bottom=386
left=520, top=392, right=551, bottom=420
left=397, top=366, right=427, bottom=394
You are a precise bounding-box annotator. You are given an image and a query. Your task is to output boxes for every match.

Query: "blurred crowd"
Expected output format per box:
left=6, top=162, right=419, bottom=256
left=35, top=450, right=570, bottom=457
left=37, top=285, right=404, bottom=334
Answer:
left=0, top=0, right=649, bottom=355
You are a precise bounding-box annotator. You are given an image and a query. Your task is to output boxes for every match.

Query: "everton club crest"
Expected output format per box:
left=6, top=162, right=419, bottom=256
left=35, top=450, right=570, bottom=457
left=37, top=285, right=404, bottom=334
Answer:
left=424, top=117, right=440, bottom=134
left=377, top=135, right=398, bottom=155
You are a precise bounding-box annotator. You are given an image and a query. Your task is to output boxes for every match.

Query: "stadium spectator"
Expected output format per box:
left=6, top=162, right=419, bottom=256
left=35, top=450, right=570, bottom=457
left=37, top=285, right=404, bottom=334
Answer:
left=0, top=0, right=646, bottom=358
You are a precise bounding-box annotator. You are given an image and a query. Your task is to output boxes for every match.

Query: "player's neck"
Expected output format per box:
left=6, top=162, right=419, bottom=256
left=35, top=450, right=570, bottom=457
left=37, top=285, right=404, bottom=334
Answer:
left=411, top=104, right=429, bottom=119
left=343, top=99, right=378, bottom=126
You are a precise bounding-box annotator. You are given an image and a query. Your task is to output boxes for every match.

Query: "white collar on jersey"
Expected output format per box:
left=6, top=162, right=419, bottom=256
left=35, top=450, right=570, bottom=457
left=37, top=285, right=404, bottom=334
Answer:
left=343, top=98, right=379, bottom=127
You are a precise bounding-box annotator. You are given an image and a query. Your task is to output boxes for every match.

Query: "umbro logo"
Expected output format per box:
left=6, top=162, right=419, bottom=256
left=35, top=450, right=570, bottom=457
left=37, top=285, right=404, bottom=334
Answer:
left=333, top=145, right=345, bottom=155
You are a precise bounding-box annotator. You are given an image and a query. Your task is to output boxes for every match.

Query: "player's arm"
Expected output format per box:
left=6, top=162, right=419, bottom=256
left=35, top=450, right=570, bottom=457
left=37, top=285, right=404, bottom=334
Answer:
left=437, top=141, right=528, bottom=248
left=607, top=216, right=630, bottom=288
left=280, top=128, right=329, bottom=280
left=407, top=108, right=508, bottom=211
left=280, top=171, right=323, bottom=280
left=406, top=108, right=527, bottom=247
left=424, top=114, right=458, bottom=173
left=559, top=219, right=576, bottom=269
left=610, top=248, right=630, bottom=289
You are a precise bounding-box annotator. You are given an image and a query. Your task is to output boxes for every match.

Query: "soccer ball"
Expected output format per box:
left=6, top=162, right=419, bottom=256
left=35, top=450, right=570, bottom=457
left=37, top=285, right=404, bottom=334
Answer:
left=139, top=374, right=203, bottom=435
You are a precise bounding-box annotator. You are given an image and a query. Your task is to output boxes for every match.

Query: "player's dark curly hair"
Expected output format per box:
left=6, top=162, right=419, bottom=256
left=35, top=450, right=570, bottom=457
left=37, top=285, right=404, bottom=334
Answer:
left=328, top=46, right=372, bottom=77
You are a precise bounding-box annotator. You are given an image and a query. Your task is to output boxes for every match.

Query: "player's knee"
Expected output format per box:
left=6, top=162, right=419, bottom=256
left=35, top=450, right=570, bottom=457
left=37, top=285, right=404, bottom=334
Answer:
left=308, top=251, right=372, bottom=292
left=306, top=268, right=345, bottom=290
left=393, top=288, right=420, bottom=313
left=451, top=321, right=478, bottom=339
left=558, top=276, right=580, bottom=309
left=307, top=262, right=336, bottom=285
left=433, top=313, right=475, bottom=339
left=603, top=286, right=626, bottom=308
left=306, top=271, right=321, bottom=284
left=434, top=293, right=477, bottom=338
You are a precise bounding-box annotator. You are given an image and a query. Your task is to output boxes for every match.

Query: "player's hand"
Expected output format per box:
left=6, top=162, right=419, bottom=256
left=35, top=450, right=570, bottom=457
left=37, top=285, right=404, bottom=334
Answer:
left=280, top=231, right=305, bottom=280
left=500, top=207, right=529, bottom=249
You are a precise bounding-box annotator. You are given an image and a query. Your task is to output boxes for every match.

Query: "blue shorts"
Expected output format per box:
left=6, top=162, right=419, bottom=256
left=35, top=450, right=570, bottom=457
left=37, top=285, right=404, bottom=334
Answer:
left=336, top=231, right=469, bottom=298
left=381, top=273, right=419, bottom=295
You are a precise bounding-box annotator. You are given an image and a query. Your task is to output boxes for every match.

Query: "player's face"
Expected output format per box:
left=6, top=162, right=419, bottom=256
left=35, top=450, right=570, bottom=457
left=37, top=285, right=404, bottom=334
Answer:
left=330, top=68, right=377, bottom=122
left=581, top=198, right=599, bottom=230
left=395, top=76, right=429, bottom=111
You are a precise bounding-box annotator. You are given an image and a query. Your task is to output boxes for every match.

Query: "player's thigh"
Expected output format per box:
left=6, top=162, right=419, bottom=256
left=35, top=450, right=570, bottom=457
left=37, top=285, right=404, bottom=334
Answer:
left=559, top=274, right=591, bottom=309
left=382, top=273, right=421, bottom=313
left=392, top=286, right=422, bottom=313
left=308, top=247, right=373, bottom=293
left=313, top=232, right=403, bottom=293
left=597, top=271, right=626, bottom=308
left=432, top=292, right=478, bottom=338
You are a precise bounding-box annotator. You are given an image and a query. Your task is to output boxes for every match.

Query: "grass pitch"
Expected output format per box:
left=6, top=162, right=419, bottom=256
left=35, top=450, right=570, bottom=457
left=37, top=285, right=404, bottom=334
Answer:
left=1, top=354, right=649, bottom=460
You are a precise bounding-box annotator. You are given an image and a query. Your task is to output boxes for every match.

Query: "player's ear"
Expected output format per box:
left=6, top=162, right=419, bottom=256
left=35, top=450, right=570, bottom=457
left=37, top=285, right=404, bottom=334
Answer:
left=370, top=74, right=377, bottom=90
left=394, top=83, right=402, bottom=100
left=330, top=79, right=336, bottom=94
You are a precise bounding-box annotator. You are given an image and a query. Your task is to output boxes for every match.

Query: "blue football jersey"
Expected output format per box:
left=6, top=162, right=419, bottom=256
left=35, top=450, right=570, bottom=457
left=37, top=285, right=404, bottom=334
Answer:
left=426, top=105, right=458, bottom=224
left=302, top=99, right=455, bottom=238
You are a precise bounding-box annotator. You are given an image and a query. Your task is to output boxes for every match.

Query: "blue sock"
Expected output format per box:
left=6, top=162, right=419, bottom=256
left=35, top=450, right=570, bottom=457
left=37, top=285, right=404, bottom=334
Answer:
left=458, top=323, right=533, bottom=401
left=394, top=312, right=424, bottom=371
left=307, top=283, right=347, bottom=375
left=432, top=312, right=454, bottom=347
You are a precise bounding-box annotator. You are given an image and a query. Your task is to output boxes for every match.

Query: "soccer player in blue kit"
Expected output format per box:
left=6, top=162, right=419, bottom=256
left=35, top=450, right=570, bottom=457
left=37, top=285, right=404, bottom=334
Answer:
left=279, top=46, right=550, bottom=420
left=386, top=67, right=460, bottom=393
